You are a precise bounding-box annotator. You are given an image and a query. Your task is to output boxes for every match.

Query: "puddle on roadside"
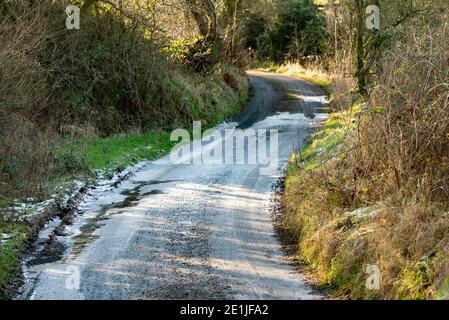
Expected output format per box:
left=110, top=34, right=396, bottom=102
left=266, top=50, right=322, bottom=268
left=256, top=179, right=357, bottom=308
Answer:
left=66, top=180, right=172, bottom=261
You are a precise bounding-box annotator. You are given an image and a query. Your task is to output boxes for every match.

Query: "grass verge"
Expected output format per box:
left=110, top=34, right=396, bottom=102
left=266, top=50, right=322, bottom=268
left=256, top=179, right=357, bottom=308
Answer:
left=282, top=105, right=364, bottom=298
left=253, top=61, right=333, bottom=95
left=0, top=222, right=27, bottom=297
left=0, top=131, right=176, bottom=298
left=0, top=71, right=249, bottom=299
left=282, top=74, right=449, bottom=300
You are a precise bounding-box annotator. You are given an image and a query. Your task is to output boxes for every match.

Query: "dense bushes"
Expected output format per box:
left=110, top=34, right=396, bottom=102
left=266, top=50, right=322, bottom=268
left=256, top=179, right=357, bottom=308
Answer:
left=0, top=0, right=248, bottom=201
left=243, top=0, right=328, bottom=63
left=270, top=0, right=328, bottom=61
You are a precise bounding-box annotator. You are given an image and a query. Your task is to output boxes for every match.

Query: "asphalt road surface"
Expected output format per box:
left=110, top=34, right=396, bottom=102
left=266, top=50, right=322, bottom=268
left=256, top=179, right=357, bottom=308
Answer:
left=19, top=71, right=329, bottom=300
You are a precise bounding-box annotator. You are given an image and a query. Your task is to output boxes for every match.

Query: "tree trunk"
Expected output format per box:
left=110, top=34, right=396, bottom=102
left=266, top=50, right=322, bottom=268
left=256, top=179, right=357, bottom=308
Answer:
left=355, top=0, right=367, bottom=95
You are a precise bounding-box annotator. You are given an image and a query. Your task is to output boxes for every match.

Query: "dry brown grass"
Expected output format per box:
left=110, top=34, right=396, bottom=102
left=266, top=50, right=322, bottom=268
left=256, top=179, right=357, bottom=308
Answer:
left=352, top=23, right=449, bottom=203
left=283, top=11, right=449, bottom=299
left=0, top=4, right=55, bottom=200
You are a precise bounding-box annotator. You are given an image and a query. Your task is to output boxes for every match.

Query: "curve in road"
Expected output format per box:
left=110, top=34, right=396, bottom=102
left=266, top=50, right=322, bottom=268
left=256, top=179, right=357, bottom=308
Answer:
left=19, top=71, right=329, bottom=300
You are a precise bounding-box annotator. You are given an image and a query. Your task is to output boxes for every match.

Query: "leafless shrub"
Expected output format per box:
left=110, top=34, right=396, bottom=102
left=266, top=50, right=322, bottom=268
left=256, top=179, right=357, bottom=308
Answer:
left=348, top=22, right=449, bottom=202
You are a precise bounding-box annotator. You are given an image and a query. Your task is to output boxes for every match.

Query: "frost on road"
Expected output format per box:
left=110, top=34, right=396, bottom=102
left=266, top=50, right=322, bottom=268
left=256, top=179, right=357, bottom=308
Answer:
left=18, top=71, right=329, bottom=300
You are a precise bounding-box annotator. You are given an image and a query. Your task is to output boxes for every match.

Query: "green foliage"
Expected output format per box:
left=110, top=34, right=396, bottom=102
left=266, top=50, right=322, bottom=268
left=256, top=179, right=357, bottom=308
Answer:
left=44, top=16, right=172, bottom=134
left=245, top=0, right=328, bottom=63
left=0, top=221, right=27, bottom=298
left=242, top=12, right=268, bottom=50
left=163, top=36, right=219, bottom=73
left=271, top=0, right=328, bottom=61
left=164, top=37, right=201, bottom=64
left=52, top=149, right=90, bottom=177
left=292, top=106, right=356, bottom=170
left=82, top=132, right=174, bottom=172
